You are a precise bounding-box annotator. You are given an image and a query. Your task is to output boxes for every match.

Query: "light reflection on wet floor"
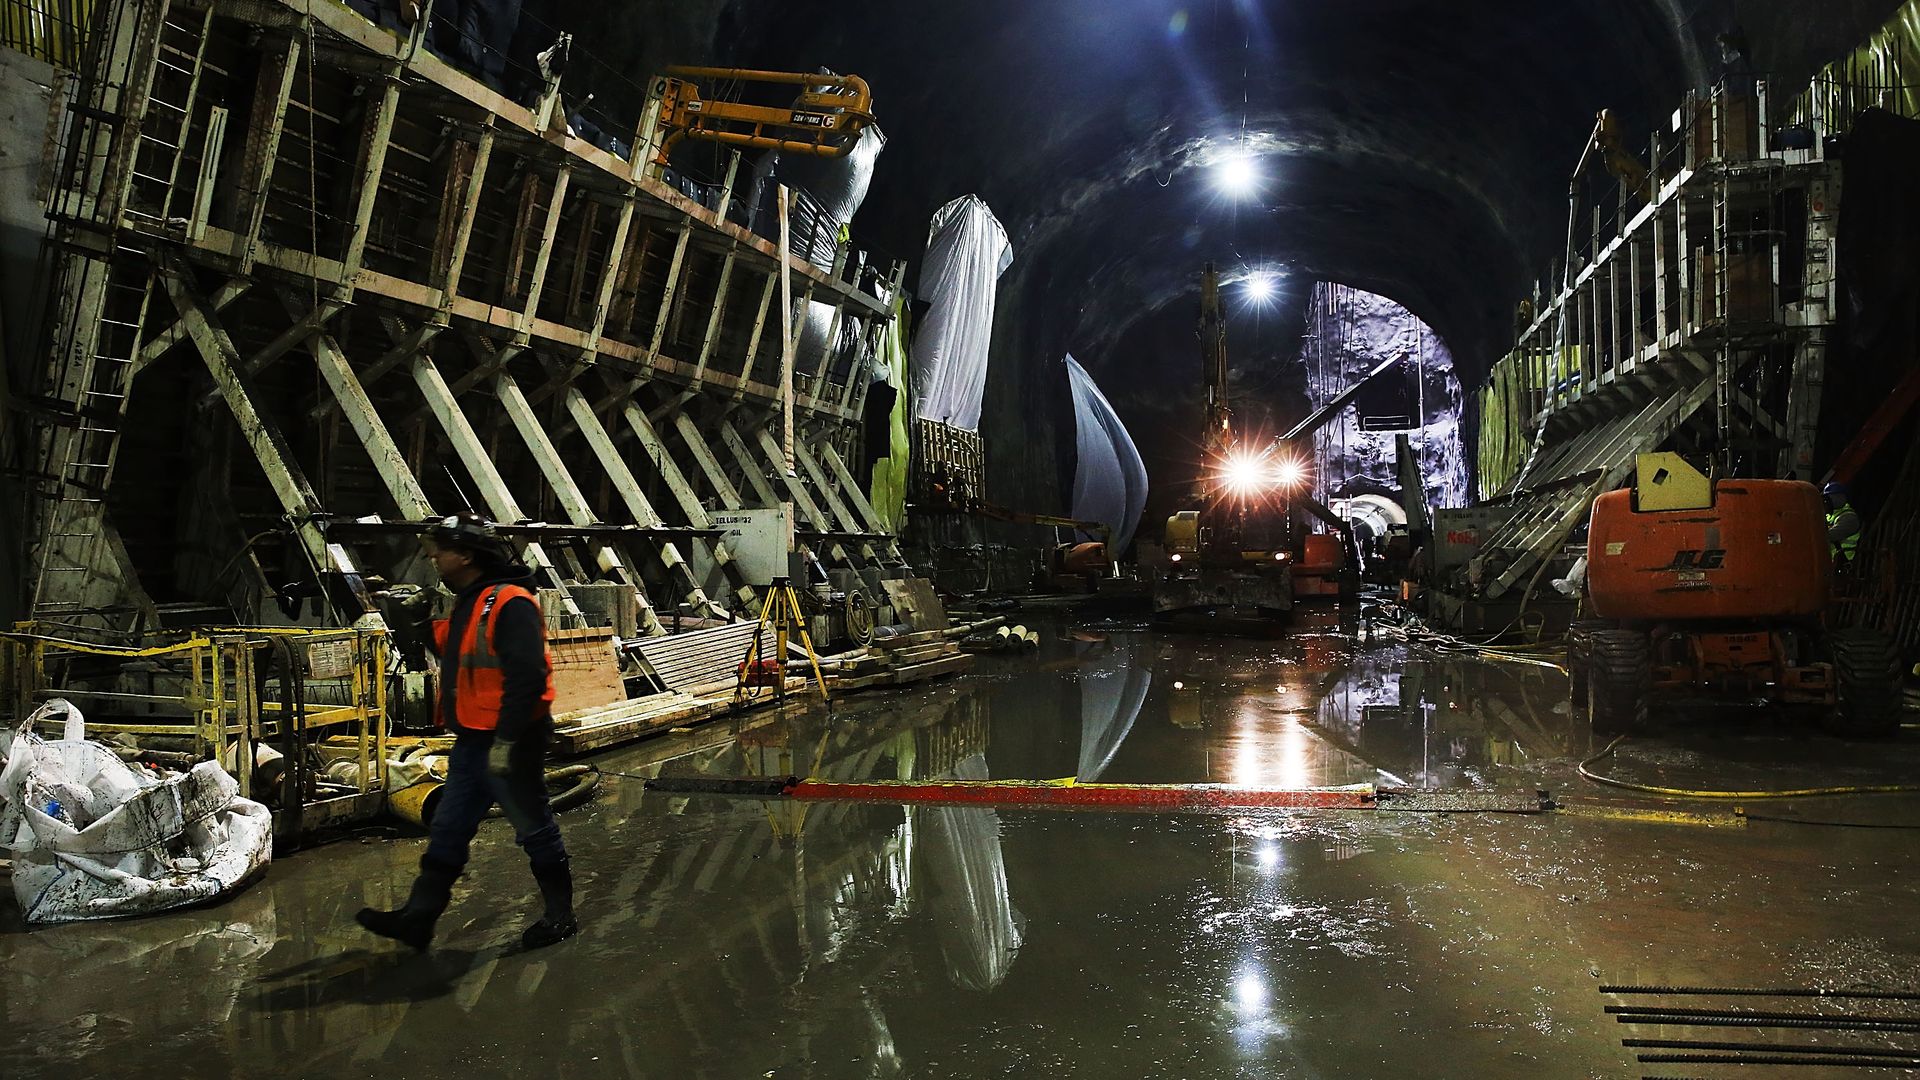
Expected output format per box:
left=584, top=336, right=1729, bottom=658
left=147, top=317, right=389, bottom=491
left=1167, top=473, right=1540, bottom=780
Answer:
left=5, top=609, right=1920, bottom=1079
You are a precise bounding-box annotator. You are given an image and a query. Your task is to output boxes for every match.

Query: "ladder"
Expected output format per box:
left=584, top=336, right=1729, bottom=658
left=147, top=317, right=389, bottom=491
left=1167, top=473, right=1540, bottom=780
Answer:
left=29, top=249, right=157, bottom=625
left=24, top=1, right=192, bottom=628
left=1473, top=372, right=1721, bottom=600
left=122, top=6, right=213, bottom=231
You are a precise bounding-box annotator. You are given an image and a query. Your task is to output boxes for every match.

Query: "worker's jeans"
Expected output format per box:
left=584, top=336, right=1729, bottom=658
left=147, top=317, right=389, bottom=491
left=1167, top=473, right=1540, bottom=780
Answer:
left=425, top=731, right=568, bottom=873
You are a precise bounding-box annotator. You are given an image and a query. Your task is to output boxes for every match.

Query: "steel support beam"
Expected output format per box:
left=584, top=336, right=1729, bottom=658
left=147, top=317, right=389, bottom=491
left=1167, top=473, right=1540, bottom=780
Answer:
left=160, top=268, right=375, bottom=615
left=647, top=225, right=693, bottom=358
left=245, top=300, right=342, bottom=378
left=672, top=412, right=750, bottom=508
left=583, top=195, right=636, bottom=355
left=691, top=248, right=737, bottom=383
left=716, top=419, right=783, bottom=510
left=561, top=387, right=728, bottom=619
left=794, top=434, right=896, bottom=562
left=231, top=33, right=302, bottom=275
left=817, top=440, right=890, bottom=536
left=134, top=279, right=251, bottom=375
left=620, top=402, right=757, bottom=611
left=411, top=351, right=585, bottom=622
left=338, top=73, right=400, bottom=289
left=288, top=303, right=435, bottom=519
left=738, top=420, right=874, bottom=567
left=434, top=126, right=494, bottom=303
left=516, top=166, right=571, bottom=336
left=733, top=270, right=778, bottom=394
left=496, top=370, right=668, bottom=634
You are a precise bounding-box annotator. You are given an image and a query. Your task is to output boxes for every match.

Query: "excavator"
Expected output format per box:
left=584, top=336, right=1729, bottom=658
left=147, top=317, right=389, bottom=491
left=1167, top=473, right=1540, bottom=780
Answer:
left=646, top=67, right=877, bottom=166
left=1150, top=265, right=1372, bottom=622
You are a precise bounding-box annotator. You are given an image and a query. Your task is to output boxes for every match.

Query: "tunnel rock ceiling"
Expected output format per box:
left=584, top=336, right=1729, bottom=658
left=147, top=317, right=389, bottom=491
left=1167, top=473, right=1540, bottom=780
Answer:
left=562, top=0, right=1905, bottom=507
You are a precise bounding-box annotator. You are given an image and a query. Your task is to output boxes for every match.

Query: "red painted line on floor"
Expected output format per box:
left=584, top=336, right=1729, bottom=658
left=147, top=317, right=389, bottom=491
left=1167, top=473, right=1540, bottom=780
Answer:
left=781, top=779, right=1378, bottom=811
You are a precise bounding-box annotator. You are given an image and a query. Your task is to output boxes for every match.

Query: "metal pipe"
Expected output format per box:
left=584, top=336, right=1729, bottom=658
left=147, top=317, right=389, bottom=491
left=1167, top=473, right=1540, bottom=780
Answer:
left=1603, top=985, right=1920, bottom=1002
left=1624, top=1039, right=1920, bottom=1058
left=1608, top=1006, right=1920, bottom=1023
left=1615, top=1015, right=1920, bottom=1033
left=1638, top=1053, right=1920, bottom=1068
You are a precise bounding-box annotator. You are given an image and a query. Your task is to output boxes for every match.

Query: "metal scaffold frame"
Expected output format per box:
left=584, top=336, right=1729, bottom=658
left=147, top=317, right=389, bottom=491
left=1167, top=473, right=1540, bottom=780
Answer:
left=1461, top=76, right=1839, bottom=609
left=18, top=0, right=904, bottom=643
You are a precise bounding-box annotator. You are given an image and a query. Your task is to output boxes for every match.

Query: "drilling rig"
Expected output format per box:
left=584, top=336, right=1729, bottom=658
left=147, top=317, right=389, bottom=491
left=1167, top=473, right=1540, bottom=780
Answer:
left=1150, top=264, right=1306, bottom=622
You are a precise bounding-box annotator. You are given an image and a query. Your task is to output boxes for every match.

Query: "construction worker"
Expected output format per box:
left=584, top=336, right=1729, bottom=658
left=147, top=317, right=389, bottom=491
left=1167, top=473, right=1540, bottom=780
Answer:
left=1823, top=482, right=1862, bottom=566
left=356, top=512, right=578, bottom=951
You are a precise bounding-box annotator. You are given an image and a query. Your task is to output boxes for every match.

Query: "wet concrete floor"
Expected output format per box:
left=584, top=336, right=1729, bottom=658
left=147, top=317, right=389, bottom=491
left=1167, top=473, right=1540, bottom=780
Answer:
left=7, top=606, right=1920, bottom=1079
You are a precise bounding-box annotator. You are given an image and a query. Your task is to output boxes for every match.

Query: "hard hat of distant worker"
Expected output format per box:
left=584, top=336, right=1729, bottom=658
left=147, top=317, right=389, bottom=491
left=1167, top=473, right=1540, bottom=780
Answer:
left=421, top=511, right=510, bottom=565
left=1821, top=481, right=1848, bottom=509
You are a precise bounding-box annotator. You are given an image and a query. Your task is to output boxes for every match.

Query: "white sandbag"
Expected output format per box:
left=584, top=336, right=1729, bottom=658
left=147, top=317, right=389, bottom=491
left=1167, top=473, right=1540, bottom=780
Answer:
left=0, top=699, right=272, bottom=924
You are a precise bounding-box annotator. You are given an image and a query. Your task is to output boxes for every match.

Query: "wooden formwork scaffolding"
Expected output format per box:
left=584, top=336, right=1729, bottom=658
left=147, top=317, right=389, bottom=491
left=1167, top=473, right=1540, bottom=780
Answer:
left=18, top=0, right=905, bottom=648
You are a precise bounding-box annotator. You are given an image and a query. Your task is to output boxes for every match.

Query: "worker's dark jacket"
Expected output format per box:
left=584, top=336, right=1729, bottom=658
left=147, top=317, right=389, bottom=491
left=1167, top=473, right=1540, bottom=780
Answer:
left=437, top=564, right=550, bottom=742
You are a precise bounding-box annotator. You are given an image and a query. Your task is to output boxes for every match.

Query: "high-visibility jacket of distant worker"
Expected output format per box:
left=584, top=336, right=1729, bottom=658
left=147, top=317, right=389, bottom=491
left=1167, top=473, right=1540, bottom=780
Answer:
left=1827, top=503, right=1861, bottom=562
left=432, top=582, right=555, bottom=732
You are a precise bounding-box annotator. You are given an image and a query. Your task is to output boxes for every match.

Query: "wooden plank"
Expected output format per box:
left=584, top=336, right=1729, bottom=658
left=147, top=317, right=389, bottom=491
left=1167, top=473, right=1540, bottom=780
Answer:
left=881, top=577, right=948, bottom=631
left=831, top=652, right=972, bottom=692
left=547, top=626, right=626, bottom=715
left=554, top=697, right=731, bottom=755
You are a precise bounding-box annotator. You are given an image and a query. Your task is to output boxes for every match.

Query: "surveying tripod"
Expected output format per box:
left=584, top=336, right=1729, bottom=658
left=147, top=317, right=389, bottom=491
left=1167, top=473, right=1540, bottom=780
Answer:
left=736, top=576, right=831, bottom=705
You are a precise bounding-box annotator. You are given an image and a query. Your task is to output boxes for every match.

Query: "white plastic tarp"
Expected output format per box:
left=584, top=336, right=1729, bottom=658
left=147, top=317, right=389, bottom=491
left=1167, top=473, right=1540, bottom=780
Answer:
left=0, top=699, right=272, bottom=924
left=1065, top=354, right=1149, bottom=554
left=911, top=195, right=1012, bottom=431
left=1077, top=643, right=1150, bottom=782
left=917, top=753, right=1023, bottom=991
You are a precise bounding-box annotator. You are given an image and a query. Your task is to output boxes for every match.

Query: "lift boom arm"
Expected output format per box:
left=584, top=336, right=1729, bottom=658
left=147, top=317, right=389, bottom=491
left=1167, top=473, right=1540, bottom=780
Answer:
left=650, top=67, right=876, bottom=166
left=974, top=501, right=1112, bottom=543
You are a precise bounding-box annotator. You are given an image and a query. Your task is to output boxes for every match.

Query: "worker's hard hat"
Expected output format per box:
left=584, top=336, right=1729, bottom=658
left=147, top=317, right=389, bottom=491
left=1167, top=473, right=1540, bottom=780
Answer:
left=1821, top=481, right=1848, bottom=501
left=422, top=512, right=510, bottom=563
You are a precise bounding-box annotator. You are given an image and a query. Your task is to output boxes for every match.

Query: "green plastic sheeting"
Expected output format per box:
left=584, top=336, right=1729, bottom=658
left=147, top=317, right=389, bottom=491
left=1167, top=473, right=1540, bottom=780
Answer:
left=1790, top=0, right=1920, bottom=128
left=869, top=291, right=912, bottom=532
left=1475, top=344, right=1584, bottom=500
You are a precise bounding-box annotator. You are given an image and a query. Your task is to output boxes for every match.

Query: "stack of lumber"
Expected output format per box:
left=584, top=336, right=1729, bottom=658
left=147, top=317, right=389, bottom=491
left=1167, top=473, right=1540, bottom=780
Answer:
left=551, top=692, right=731, bottom=755
left=829, top=628, right=972, bottom=691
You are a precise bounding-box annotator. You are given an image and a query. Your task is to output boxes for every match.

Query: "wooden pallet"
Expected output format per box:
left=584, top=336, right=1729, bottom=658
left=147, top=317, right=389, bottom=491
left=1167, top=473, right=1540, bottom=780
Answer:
left=552, top=692, right=732, bottom=755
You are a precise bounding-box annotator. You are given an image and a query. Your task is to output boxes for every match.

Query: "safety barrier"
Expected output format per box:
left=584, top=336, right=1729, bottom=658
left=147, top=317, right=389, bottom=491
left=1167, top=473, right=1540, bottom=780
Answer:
left=0, top=0, right=96, bottom=70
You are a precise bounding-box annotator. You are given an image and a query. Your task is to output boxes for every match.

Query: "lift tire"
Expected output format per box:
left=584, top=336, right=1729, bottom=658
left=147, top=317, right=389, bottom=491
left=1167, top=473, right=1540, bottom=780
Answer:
left=1826, top=628, right=1902, bottom=738
left=1566, top=620, right=1606, bottom=704
left=1586, top=629, right=1650, bottom=736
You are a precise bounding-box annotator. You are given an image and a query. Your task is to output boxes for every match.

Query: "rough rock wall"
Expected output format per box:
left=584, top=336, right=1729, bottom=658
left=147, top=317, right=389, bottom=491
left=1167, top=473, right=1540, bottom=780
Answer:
left=1300, top=283, right=1470, bottom=510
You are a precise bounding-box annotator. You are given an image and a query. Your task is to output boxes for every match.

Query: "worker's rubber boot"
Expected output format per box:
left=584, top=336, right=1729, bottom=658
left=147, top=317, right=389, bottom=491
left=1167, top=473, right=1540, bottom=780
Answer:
left=355, top=855, right=459, bottom=951
left=521, top=857, right=578, bottom=949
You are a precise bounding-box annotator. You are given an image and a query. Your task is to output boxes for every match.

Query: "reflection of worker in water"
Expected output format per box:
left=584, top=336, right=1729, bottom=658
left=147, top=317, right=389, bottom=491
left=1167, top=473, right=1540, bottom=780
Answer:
left=1824, top=482, right=1862, bottom=566
left=357, top=513, right=578, bottom=951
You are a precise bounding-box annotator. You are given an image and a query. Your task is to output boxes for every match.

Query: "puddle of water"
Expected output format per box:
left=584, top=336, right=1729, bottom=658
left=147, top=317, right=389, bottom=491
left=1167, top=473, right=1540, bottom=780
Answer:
left=5, top=610, right=1919, bottom=1079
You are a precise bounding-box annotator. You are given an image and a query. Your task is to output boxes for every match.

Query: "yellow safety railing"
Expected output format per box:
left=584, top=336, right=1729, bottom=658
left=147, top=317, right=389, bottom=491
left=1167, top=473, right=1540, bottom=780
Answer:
left=2, top=623, right=389, bottom=833
left=0, top=0, right=97, bottom=71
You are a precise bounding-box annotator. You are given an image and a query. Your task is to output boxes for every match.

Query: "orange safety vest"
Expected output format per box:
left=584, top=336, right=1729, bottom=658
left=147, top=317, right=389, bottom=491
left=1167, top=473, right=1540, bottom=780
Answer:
left=431, top=584, right=556, bottom=731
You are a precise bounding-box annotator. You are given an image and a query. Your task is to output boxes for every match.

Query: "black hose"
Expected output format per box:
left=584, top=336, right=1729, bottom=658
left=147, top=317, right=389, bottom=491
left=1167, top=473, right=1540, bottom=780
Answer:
left=643, top=775, right=795, bottom=797
left=480, top=765, right=602, bottom=818
left=547, top=766, right=600, bottom=814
